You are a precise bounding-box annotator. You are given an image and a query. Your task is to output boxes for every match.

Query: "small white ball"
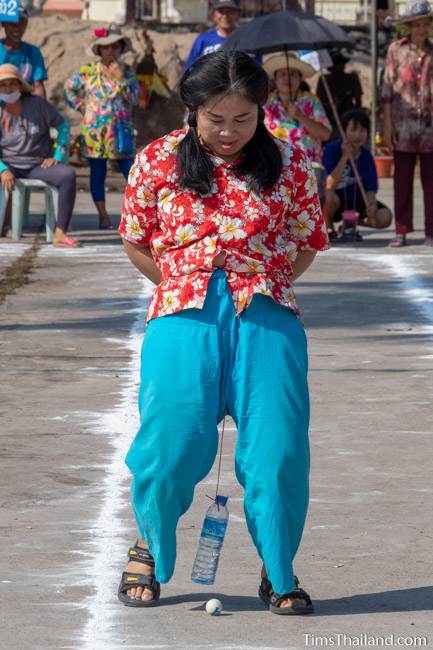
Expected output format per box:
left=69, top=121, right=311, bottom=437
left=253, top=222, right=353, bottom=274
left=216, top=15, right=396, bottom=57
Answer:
left=205, top=598, right=223, bottom=615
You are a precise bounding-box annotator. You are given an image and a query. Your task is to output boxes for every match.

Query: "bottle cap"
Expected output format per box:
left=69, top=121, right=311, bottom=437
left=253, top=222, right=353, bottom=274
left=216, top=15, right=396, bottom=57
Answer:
left=216, top=495, right=228, bottom=506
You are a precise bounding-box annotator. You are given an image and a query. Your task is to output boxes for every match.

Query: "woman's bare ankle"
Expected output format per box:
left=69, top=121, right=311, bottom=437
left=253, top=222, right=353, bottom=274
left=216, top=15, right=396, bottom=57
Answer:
left=136, top=538, right=148, bottom=550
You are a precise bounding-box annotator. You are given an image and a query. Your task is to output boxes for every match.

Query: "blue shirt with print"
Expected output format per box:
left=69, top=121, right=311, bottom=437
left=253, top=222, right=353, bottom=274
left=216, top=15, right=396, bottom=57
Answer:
left=185, top=28, right=261, bottom=70
left=0, top=41, right=48, bottom=84
left=323, top=139, right=378, bottom=202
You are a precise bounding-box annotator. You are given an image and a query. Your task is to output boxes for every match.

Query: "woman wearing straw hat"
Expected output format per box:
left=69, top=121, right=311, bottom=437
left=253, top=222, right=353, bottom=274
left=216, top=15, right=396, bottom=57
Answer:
left=0, top=64, right=78, bottom=247
left=65, top=27, right=139, bottom=230
left=382, top=0, right=433, bottom=247
left=263, top=52, right=331, bottom=165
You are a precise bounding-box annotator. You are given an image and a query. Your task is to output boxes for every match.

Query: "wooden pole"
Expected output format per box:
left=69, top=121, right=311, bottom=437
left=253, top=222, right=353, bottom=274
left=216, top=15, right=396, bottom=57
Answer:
left=371, top=0, right=378, bottom=153
left=320, top=72, right=371, bottom=209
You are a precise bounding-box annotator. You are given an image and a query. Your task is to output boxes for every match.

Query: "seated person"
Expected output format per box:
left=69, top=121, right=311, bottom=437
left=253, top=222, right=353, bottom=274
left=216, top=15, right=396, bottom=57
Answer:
left=323, top=109, right=392, bottom=240
left=0, top=64, right=78, bottom=247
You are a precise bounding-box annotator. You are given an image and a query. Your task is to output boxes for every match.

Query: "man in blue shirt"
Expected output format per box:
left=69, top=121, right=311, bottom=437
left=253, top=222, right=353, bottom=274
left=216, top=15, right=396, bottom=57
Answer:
left=323, top=109, right=392, bottom=241
left=0, top=4, right=47, bottom=97
left=185, top=0, right=241, bottom=69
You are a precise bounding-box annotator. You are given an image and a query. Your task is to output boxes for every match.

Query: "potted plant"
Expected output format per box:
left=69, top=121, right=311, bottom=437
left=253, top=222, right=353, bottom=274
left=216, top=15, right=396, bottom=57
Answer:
left=374, top=133, right=393, bottom=177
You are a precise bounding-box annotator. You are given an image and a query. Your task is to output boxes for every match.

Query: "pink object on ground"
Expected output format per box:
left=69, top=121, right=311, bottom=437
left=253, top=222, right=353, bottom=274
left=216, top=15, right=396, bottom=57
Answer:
left=342, top=210, right=359, bottom=223
left=53, top=235, right=81, bottom=248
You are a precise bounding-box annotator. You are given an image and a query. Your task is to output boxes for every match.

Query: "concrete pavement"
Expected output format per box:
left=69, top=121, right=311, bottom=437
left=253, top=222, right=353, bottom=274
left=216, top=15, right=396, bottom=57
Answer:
left=0, top=180, right=432, bottom=650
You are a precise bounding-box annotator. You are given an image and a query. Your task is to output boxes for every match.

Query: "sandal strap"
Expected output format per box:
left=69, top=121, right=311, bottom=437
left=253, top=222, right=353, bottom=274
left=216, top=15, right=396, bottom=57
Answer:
left=261, top=575, right=312, bottom=607
left=270, top=586, right=312, bottom=608
left=128, top=545, right=155, bottom=567
left=119, top=571, right=159, bottom=595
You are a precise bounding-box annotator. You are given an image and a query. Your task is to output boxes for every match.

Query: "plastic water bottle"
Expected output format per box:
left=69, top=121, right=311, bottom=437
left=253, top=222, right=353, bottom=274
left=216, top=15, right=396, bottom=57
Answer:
left=191, top=495, right=229, bottom=585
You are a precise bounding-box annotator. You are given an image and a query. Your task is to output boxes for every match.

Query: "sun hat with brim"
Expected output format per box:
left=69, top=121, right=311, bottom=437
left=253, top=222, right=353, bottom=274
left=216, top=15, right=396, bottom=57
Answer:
left=395, top=0, right=433, bottom=23
left=87, top=27, right=132, bottom=57
left=0, top=64, right=32, bottom=94
left=263, top=52, right=315, bottom=79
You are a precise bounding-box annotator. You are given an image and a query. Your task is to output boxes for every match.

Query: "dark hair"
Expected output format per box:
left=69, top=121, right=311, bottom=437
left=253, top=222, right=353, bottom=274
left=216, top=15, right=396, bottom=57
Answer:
left=341, top=108, right=370, bottom=133
left=177, top=50, right=282, bottom=195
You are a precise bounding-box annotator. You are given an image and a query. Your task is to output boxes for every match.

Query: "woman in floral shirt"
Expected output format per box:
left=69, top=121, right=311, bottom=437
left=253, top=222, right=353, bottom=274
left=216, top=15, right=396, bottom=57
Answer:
left=382, top=0, right=433, bottom=247
left=65, top=27, right=139, bottom=229
left=117, top=51, right=328, bottom=614
left=263, top=52, right=331, bottom=164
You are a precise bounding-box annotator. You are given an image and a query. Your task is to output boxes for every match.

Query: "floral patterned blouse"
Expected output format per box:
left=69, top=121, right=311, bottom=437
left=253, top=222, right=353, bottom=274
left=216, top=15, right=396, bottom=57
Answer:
left=64, top=62, right=139, bottom=159
left=264, top=92, right=331, bottom=164
left=382, top=37, right=433, bottom=153
left=119, top=129, right=329, bottom=322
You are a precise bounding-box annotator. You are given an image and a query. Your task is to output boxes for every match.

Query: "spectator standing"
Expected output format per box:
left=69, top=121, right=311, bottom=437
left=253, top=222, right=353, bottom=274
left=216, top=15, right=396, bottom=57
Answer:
left=65, top=28, right=139, bottom=230
left=263, top=52, right=331, bottom=165
left=0, top=4, right=47, bottom=97
left=316, top=51, right=363, bottom=135
left=323, top=109, right=393, bottom=241
left=382, top=0, right=433, bottom=247
left=0, top=64, right=78, bottom=247
left=185, top=0, right=241, bottom=69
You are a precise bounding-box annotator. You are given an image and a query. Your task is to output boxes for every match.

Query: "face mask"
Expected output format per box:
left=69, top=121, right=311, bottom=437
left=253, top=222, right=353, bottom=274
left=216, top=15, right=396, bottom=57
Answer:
left=0, top=90, right=21, bottom=103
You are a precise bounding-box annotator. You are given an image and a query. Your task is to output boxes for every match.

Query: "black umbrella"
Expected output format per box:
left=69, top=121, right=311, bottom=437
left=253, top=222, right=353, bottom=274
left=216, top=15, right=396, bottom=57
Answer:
left=223, top=11, right=352, bottom=55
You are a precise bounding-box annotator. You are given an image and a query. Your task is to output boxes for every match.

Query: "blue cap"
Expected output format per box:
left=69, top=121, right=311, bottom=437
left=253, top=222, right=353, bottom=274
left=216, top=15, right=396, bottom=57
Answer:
left=216, top=495, right=228, bottom=506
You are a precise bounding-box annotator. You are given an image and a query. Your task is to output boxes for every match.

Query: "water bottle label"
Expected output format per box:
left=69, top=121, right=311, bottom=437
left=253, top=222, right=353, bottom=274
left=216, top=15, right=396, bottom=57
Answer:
left=201, top=517, right=227, bottom=541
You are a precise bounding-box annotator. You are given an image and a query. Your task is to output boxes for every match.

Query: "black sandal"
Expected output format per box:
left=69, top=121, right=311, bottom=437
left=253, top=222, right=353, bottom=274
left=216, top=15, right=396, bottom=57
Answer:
left=118, top=543, right=161, bottom=607
left=259, top=574, right=314, bottom=615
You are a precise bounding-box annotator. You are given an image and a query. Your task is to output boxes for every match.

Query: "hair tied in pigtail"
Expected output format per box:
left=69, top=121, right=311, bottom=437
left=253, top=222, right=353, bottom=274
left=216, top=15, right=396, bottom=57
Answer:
left=187, top=113, right=197, bottom=128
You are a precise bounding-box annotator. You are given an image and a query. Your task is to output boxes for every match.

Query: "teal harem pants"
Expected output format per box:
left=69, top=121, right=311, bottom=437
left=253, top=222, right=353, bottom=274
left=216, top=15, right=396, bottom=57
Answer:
left=126, top=270, right=310, bottom=594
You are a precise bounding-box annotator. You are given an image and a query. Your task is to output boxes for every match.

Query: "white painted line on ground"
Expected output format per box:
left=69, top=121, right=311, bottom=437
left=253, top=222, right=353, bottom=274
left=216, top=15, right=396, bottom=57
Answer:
left=78, top=277, right=153, bottom=650
left=329, top=250, right=433, bottom=331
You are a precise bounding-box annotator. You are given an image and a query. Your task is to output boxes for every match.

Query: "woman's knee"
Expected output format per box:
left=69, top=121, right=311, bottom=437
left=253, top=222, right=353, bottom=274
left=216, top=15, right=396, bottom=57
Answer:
left=375, top=207, right=393, bottom=229
left=55, top=164, right=76, bottom=188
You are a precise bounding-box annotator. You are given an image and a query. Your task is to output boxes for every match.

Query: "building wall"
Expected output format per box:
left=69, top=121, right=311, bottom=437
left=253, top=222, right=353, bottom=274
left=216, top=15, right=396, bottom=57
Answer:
left=88, top=0, right=412, bottom=26
left=160, top=0, right=207, bottom=23
left=88, top=0, right=124, bottom=22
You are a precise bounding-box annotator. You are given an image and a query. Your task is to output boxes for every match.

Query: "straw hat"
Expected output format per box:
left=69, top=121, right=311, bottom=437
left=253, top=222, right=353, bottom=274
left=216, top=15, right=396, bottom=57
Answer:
left=395, top=0, right=433, bottom=23
left=87, top=27, right=132, bottom=57
left=263, top=52, right=315, bottom=79
left=0, top=63, right=33, bottom=94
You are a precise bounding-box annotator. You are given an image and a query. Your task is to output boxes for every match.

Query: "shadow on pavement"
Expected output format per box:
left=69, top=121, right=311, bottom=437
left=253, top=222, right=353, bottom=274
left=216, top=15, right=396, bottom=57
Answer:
left=161, top=591, right=264, bottom=612
left=315, top=585, right=433, bottom=616
left=157, top=586, right=433, bottom=615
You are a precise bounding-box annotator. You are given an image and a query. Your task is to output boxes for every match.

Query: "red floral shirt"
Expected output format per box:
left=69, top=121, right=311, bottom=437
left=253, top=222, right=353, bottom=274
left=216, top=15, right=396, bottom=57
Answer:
left=119, top=129, right=329, bottom=322
left=382, top=37, right=433, bottom=152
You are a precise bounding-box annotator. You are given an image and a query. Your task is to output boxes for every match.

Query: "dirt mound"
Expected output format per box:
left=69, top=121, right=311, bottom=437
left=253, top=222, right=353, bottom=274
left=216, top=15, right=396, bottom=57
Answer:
left=24, top=14, right=194, bottom=143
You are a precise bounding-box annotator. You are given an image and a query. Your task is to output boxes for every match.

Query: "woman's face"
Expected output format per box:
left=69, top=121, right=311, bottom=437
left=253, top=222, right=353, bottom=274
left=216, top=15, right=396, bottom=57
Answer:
left=409, top=17, right=432, bottom=44
left=99, top=41, right=123, bottom=65
left=0, top=78, right=21, bottom=96
left=274, top=67, right=302, bottom=97
left=196, top=92, right=258, bottom=161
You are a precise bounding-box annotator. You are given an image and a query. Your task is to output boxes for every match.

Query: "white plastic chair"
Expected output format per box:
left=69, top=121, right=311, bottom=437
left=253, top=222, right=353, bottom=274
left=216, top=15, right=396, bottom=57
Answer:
left=0, top=189, right=9, bottom=236
left=5, top=179, right=58, bottom=242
